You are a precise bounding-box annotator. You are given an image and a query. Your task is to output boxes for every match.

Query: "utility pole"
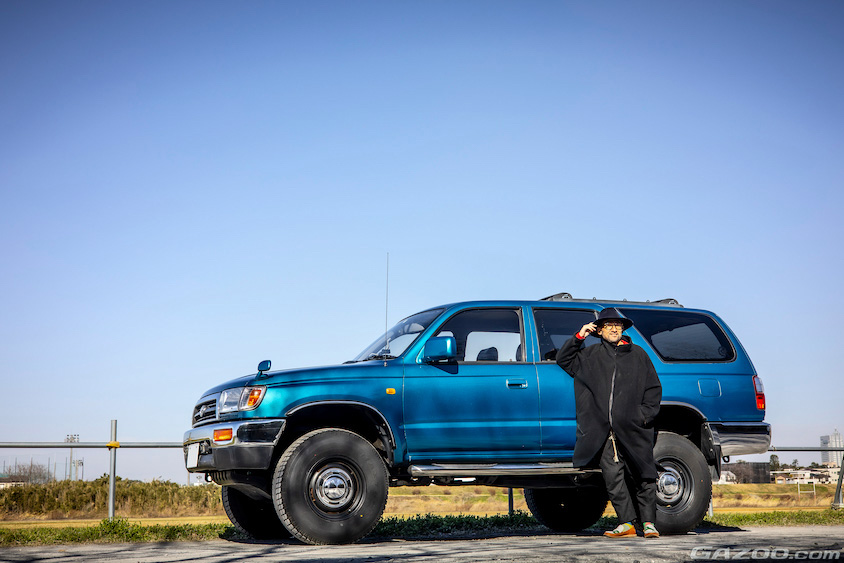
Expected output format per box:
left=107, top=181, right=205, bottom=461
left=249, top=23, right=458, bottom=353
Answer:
left=65, top=434, right=79, bottom=480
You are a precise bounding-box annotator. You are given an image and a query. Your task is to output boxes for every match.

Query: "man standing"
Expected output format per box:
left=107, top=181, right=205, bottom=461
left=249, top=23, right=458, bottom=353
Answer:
left=556, top=308, right=662, bottom=538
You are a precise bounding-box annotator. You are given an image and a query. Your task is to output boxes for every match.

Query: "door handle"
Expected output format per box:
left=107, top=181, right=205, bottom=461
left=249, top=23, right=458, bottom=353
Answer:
left=506, top=379, right=528, bottom=389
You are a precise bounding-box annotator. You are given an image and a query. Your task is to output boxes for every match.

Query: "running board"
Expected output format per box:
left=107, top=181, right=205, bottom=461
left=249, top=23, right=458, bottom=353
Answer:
left=409, top=462, right=599, bottom=477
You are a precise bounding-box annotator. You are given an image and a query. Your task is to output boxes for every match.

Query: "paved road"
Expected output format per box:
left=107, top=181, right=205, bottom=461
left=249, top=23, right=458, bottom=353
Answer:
left=0, top=526, right=842, bottom=562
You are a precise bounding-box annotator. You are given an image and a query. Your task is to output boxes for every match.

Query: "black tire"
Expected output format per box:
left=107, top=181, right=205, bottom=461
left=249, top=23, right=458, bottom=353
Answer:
left=221, top=485, right=290, bottom=540
left=524, top=486, right=608, bottom=532
left=272, top=428, right=389, bottom=545
left=654, top=431, right=712, bottom=534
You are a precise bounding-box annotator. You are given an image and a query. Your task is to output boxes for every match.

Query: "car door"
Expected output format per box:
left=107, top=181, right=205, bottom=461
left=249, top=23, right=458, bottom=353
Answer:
left=403, top=307, right=541, bottom=462
left=531, top=307, right=599, bottom=459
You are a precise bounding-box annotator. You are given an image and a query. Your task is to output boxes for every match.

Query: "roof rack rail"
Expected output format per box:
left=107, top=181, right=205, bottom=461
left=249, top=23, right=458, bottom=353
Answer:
left=539, top=293, right=683, bottom=308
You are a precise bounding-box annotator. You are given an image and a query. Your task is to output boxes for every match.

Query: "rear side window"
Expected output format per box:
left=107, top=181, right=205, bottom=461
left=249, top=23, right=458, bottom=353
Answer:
left=619, top=308, right=735, bottom=362
left=533, top=308, right=599, bottom=362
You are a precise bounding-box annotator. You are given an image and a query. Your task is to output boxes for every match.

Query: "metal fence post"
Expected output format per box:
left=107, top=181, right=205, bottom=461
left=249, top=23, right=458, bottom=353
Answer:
left=508, top=488, right=514, bottom=516
left=833, top=451, right=844, bottom=510
left=108, top=420, right=118, bottom=520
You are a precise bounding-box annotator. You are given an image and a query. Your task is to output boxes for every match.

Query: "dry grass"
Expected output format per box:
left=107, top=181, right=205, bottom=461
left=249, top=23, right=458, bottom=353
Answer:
left=0, top=479, right=224, bottom=521
left=385, top=486, right=529, bottom=516
left=712, top=483, right=836, bottom=509
left=1, top=481, right=838, bottom=527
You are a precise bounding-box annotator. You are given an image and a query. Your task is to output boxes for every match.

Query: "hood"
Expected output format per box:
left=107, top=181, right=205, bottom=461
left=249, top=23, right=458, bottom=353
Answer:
left=198, top=360, right=395, bottom=397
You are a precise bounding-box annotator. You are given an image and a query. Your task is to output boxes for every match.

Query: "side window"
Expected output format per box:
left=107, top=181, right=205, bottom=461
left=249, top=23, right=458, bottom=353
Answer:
left=533, top=309, right=599, bottom=361
left=435, top=308, right=523, bottom=362
left=619, top=308, right=736, bottom=362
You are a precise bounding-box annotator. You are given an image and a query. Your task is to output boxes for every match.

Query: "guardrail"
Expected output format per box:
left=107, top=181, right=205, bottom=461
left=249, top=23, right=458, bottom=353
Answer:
left=0, top=420, right=181, bottom=519
left=1, top=422, right=842, bottom=517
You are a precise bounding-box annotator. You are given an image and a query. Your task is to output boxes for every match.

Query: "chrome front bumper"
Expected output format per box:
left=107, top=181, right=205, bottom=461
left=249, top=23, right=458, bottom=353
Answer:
left=182, top=419, right=284, bottom=472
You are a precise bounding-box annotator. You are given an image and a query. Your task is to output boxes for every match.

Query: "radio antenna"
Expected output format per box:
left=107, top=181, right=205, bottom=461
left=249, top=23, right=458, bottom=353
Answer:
left=384, top=252, right=390, bottom=366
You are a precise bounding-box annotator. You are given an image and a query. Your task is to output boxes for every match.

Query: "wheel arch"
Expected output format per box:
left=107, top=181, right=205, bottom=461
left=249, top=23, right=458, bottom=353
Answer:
left=655, top=401, right=720, bottom=475
left=279, top=401, right=396, bottom=465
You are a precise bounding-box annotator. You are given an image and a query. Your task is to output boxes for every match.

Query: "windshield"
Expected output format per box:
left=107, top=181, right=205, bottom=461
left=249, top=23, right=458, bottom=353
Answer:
left=352, top=308, right=444, bottom=362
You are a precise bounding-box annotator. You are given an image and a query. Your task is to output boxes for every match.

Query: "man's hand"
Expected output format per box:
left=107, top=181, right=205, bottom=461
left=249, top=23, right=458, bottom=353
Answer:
left=578, top=322, right=598, bottom=339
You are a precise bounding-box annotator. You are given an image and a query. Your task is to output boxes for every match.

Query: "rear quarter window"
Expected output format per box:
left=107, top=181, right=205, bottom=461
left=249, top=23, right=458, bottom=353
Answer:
left=618, top=308, right=735, bottom=363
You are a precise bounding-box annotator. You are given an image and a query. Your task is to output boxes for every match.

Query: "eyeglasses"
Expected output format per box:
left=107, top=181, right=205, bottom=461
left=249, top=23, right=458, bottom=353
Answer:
left=601, top=322, right=624, bottom=330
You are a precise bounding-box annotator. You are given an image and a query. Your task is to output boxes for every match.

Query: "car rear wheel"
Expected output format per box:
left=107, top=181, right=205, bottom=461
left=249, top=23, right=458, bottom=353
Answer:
left=654, top=431, right=712, bottom=534
left=272, top=428, right=389, bottom=545
left=524, top=485, right=608, bottom=532
left=221, top=485, right=290, bottom=539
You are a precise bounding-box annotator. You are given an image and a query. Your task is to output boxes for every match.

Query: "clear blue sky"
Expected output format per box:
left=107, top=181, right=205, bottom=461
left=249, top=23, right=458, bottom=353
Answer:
left=1, top=1, right=842, bottom=482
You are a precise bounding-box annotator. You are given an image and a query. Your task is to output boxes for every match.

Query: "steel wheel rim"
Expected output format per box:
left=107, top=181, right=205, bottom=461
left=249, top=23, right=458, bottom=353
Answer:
left=656, top=458, right=694, bottom=514
left=308, top=461, right=361, bottom=515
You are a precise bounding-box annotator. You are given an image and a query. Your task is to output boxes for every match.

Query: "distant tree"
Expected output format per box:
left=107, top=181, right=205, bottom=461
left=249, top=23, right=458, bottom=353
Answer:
left=6, top=462, right=52, bottom=484
left=791, top=459, right=800, bottom=469
left=809, top=462, right=821, bottom=469
left=769, top=454, right=781, bottom=471
left=730, top=463, right=756, bottom=483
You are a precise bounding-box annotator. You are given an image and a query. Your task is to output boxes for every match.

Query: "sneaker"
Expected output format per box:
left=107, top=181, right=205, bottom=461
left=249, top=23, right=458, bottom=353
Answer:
left=643, top=522, right=660, bottom=538
left=603, top=522, right=637, bottom=538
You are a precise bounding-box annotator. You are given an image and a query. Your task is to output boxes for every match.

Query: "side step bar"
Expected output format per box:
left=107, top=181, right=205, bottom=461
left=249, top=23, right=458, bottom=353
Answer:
left=409, top=463, right=599, bottom=477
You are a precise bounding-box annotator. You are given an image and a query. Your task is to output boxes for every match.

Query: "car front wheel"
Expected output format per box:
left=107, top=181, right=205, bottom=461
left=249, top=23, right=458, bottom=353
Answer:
left=272, top=428, right=389, bottom=545
left=221, top=485, right=290, bottom=539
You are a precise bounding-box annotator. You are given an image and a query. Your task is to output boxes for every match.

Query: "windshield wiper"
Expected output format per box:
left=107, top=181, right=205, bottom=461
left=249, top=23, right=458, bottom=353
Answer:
left=364, top=353, right=396, bottom=361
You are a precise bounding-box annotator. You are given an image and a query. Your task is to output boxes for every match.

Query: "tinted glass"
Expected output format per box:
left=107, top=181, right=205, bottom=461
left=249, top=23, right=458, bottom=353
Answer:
left=619, top=308, right=735, bottom=362
left=533, top=309, right=600, bottom=362
left=435, top=308, right=523, bottom=362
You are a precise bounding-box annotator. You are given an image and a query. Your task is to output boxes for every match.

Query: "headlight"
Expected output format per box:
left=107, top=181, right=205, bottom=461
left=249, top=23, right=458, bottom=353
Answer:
left=218, top=386, right=266, bottom=414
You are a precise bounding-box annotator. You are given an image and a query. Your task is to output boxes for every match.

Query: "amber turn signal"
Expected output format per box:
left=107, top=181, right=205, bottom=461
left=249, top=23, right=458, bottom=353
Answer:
left=245, top=388, right=264, bottom=408
left=213, top=428, right=234, bottom=442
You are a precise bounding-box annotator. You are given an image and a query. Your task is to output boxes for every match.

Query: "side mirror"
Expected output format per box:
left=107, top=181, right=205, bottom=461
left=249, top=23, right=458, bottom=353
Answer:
left=421, top=336, right=457, bottom=363
left=257, top=360, right=271, bottom=374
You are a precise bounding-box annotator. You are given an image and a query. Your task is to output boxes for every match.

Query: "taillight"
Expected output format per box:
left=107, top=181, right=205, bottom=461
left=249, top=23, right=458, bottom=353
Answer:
left=753, top=375, right=765, bottom=410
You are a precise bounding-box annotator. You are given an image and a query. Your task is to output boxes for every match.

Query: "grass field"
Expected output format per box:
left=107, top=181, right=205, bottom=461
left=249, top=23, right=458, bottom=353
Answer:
left=0, top=483, right=839, bottom=531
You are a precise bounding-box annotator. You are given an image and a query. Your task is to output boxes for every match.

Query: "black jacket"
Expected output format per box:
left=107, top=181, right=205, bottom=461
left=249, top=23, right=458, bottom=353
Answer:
left=556, top=334, right=662, bottom=479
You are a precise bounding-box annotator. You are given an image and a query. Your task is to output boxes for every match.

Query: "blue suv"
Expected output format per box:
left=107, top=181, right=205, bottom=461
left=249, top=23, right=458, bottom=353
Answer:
left=183, top=293, right=770, bottom=544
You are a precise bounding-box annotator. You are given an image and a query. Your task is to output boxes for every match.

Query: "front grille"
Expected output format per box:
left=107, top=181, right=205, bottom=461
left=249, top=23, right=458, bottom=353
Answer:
left=192, top=398, right=217, bottom=426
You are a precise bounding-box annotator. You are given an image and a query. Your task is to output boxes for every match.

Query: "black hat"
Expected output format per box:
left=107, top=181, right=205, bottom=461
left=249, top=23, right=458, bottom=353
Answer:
left=595, top=308, right=633, bottom=331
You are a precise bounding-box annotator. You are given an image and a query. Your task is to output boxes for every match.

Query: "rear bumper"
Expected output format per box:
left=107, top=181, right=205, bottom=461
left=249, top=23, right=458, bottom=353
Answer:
left=182, top=419, right=284, bottom=472
left=709, top=422, right=771, bottom=456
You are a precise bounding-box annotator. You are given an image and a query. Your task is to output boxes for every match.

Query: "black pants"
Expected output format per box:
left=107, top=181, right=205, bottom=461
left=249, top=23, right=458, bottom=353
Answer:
left=599, top=433, right=657, bottom=524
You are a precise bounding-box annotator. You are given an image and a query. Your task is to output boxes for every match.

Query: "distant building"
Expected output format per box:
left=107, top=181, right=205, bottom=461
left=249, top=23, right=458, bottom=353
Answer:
left=818, top=465, right=842, bottom=484
left=721, top=462, right=770, bottom=483
left=717, top=470, right=737, bottom=484
left=820, top=430, right=843, bottom=466
left=0, top=473, right=26, bottom=489
left=771, top=469, right=830, bottom=485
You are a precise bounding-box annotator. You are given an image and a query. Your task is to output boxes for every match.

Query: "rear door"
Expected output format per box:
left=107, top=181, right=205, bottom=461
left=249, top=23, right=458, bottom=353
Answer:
left=530, top=307, right=599, bottom=459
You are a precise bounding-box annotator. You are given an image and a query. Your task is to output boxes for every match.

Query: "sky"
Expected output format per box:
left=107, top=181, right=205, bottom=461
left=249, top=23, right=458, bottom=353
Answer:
left=1, top=1, right=842, bottom=483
